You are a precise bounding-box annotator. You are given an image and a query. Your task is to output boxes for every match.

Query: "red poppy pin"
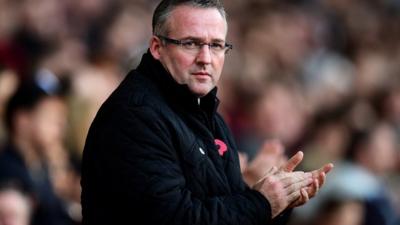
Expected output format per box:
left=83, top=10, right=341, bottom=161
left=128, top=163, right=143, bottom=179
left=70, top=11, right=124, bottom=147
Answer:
left=214, top=139, right=228, bottom=156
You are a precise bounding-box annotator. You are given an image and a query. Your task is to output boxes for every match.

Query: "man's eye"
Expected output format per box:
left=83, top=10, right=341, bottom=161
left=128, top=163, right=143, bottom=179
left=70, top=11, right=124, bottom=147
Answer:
left=210, top=43, right=224, bottom=50
left=181, top=41, right=197, bottom=48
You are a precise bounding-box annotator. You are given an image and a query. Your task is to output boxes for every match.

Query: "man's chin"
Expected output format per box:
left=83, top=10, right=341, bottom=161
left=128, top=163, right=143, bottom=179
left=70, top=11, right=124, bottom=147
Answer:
left=189, top=84, right=213, bottom=97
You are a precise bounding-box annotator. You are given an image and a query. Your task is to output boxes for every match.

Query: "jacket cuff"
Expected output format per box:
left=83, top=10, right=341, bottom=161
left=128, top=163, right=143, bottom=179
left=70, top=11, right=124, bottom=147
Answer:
left=244, top=189, right=273, bottom=224
left=273, top=208, right=293, bottom=224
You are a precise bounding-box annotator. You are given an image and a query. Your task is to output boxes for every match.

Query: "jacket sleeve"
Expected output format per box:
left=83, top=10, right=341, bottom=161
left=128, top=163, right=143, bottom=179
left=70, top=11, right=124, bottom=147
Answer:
left=215, top=114, right=292, bottom=225
left=101, top=105, right=279, bottom=225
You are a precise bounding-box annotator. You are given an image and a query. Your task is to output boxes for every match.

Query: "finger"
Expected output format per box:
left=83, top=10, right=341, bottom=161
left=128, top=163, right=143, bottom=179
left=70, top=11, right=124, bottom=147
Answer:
left=289, top=187, right=309, bottom=208
left=309, top=164, right=333, bottom=188
left=310, top=170, right=326, bottom=188
left=238, top=152, right=248, bottom=162
left=285, top=176, right=314, bottom=195
left=321, top=163, right=334, bottom=174
left=301, top=188, right=309, bottom=203
left=312, top=163, right=334, bottom=178
left=307, top=179, right=319, bottom=198
left=317, top=172, right=326, bottom=188
left=276, top=172, right=312, bottom=188
left=287, top=188, right=302, bottom=204
left=266, top=166, right=279, bottom=176
left=275, top=171, right=311, bottom=179
left=238, top=152, right=248, bottom=173
left=255, top=166, right=279, bottom=185
left=262, top=166, right=279, bottom=177
left=281, top=151, right=304, bottom=172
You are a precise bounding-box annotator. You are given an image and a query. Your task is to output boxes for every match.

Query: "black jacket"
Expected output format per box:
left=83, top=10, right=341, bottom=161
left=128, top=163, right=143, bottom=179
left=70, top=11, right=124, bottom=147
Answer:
left=81, top=52, right=290, bottom=225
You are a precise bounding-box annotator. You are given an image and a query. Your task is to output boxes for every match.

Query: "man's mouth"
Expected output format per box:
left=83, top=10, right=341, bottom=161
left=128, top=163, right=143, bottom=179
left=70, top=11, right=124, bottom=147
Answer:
left=192, top=72, right=210, bottom=76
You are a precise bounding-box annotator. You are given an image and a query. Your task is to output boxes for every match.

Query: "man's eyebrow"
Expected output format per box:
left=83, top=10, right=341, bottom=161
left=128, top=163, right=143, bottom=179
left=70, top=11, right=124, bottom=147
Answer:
left=180, top=36, right=226, bottom=42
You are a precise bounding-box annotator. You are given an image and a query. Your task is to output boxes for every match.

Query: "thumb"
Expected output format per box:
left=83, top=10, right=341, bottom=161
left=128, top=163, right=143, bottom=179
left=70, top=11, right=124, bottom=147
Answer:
left=281, top=151, right=303, bottom=172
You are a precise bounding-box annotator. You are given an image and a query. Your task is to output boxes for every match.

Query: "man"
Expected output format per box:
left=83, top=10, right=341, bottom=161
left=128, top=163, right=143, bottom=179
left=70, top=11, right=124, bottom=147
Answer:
left=81, top=0, right=333, bottom=225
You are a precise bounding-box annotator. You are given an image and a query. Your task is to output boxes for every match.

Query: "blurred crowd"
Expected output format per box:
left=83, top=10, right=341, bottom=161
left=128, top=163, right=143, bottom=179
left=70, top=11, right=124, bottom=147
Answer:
left=0, top=0, right=399, bottom=225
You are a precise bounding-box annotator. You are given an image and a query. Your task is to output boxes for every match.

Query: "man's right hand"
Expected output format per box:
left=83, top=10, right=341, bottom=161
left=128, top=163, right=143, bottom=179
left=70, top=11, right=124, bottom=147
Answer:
left=252, top=151, right=313, bottom=218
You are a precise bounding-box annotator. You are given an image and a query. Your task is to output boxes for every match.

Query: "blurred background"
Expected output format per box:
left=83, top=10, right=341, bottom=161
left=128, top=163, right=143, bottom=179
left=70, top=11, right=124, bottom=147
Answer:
left=0, top=0, right=399, bottom=225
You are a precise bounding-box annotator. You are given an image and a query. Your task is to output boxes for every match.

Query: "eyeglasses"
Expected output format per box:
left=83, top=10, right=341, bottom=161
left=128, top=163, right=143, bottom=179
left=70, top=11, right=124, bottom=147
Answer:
left=157, top=35, right=233, bottom=55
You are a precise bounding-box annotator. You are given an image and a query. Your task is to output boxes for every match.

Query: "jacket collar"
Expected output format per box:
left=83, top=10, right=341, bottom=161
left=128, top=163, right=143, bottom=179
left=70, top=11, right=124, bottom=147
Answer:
left=136, top=51, right=219, bottom=114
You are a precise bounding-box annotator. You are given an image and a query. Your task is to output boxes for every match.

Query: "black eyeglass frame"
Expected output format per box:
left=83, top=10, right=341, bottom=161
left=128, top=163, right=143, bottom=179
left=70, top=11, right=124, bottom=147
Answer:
left=157, top=35, right=233, bottom=54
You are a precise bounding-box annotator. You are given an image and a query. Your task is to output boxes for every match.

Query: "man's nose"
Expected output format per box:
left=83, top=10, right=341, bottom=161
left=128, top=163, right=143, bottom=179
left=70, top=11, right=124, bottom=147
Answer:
left=195, top=45, right=212, bottom=64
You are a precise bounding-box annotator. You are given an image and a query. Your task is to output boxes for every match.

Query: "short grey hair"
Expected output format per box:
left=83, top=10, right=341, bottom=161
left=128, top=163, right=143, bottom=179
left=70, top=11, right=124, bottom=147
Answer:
left=152, top=0, right=227, bottom=36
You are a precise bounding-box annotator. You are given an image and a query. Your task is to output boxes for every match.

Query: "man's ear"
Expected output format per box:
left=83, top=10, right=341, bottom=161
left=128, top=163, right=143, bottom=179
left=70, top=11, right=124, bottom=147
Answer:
left=149, top=36, right=162, bottom=60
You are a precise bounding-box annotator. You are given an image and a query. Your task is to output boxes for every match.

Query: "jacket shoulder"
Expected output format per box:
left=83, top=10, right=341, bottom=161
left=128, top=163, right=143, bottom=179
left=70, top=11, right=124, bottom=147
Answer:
left=86, top=70, right=176, bottom=143
left=103, top=70, right=166, bottom=113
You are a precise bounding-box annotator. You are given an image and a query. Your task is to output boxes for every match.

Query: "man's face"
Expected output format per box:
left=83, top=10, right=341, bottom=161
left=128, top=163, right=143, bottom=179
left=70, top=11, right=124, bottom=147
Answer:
left=151, top=5, right=228, bottom=97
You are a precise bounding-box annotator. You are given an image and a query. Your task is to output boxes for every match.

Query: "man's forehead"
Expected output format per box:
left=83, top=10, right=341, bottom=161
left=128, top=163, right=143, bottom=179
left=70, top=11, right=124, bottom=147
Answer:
left=166, top=5, right=227, bottom=39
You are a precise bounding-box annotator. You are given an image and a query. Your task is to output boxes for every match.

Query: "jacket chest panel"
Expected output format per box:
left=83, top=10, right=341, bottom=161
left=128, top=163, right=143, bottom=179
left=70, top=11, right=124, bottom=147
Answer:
left=172, top=113, right=233, bottom=199
left=180, top=138, right=232, bottom=199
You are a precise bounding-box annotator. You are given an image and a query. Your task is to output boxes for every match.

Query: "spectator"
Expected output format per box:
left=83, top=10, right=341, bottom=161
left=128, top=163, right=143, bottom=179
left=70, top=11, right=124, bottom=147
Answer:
left=0, top=181, right=33, bottom=225
left=0, top=73, right=76, bottom=225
